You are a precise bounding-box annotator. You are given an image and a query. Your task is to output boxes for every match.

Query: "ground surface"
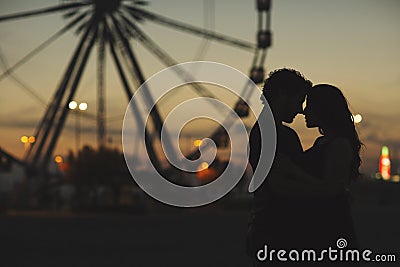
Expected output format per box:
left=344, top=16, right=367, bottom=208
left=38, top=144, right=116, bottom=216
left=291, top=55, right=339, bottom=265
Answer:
left=1, top=204, right=399, bottom=267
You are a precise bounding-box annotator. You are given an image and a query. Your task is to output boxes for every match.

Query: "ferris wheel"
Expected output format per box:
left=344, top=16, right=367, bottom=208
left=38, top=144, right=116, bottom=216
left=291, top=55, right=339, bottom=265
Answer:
left=0, top=0, right=272, bottom=174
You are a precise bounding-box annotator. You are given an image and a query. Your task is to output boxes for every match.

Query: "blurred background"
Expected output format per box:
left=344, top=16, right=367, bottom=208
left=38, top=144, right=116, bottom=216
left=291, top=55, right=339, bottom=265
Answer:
left=0, top=1, right=399, bottom=266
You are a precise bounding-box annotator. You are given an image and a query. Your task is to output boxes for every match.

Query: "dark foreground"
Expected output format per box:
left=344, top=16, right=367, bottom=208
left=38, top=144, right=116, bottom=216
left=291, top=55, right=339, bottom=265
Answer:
left=1, top=204, right=399, bottom=267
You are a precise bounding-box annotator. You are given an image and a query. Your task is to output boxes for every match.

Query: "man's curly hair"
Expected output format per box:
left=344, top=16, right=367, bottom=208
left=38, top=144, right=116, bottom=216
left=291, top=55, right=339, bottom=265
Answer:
left=262, top=68, right=312, bottom=101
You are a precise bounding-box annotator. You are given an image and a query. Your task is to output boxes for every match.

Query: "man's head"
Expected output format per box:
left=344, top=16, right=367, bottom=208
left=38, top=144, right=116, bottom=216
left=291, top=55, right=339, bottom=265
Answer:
left=262, top=68, right=312, bottom=123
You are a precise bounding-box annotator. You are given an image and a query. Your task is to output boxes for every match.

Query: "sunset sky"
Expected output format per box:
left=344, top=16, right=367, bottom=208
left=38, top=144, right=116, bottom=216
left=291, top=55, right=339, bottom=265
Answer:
left=0, top=0, right=399, bottom=175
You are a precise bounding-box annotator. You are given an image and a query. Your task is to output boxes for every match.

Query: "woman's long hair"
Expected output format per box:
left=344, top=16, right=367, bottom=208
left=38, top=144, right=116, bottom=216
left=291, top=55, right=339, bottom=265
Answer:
left=308, top=84, right=363, bottom=179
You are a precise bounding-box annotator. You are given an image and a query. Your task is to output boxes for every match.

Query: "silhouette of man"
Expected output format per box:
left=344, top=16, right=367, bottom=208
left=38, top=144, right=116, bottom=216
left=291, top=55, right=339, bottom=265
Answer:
left=247, top=68, right=312, bottom=265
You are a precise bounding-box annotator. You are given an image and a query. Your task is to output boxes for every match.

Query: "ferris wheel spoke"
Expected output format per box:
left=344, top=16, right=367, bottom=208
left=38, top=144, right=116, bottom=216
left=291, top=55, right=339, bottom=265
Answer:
left=0, top=11, right=89, bottom=82
left=107, top=26, right=133, bottom=100
left=111, top=14, right=180, bottom=167
left=110, top=15, right=146, bottom=83
left=106, top=19, right=162, bottom=171
left=121, top=15, right=249, bottom=165
left=97, top=23, right=107, bottom=148
left=27, top=17, right=97, bottom=165
left=111, top=16, right=174, bottom=158
left=120, top=15, right=224, bottom=108
left=113, top=10, right=138, bottom=39
left=0, top=48, right=46, bottom=105
left=119, top=12, right=253, bottom=164
left=193, top=0, right=214, bottom=61
left=0, top=2, right=90, bottom=22
left=106, top=18, right=141, bottom=89
left=41, top=22, right=99, bottom=167
left=121, top=5, right=256, bottom=51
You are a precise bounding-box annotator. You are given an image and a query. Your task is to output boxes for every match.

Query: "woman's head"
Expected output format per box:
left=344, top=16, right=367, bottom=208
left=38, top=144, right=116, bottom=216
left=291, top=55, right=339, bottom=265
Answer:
left=304, top=84, right=353, bottom=132
left=304, top=84, right=363, bottom=178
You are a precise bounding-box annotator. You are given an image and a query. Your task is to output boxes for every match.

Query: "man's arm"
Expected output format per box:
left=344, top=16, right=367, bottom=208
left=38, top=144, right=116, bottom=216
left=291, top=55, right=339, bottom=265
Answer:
left=269, top=139, right=352, bottom=197
left=248, top=122, right=261, bottom=173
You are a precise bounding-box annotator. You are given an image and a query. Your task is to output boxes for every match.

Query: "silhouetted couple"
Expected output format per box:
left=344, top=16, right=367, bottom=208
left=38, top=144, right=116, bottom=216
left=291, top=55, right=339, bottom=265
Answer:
left=247, top=69, right=362, bottom=266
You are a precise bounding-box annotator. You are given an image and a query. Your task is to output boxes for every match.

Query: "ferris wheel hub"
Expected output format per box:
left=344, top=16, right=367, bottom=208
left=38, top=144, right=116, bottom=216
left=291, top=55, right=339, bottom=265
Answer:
left=93, top=0, right=122, bottom=15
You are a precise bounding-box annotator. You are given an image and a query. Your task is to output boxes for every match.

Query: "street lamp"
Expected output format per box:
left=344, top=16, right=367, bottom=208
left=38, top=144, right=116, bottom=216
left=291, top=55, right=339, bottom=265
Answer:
left=194, top=139, right=203, bottom=147
left=78, top=102, right=87, bottom=111
left=353, top=114, right=362, bottom=124
left=68, top=101, right=78, bottom=110
left=54, top=155, right=63, bottom=164
left=69, top=101, right=87, bottom=153
left=20, top=135, right=35, bottom=154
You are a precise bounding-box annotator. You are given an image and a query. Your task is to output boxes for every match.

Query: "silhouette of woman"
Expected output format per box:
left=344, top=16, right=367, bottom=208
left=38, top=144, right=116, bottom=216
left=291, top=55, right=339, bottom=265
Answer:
left=268, top=84, right=362, bottom=266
